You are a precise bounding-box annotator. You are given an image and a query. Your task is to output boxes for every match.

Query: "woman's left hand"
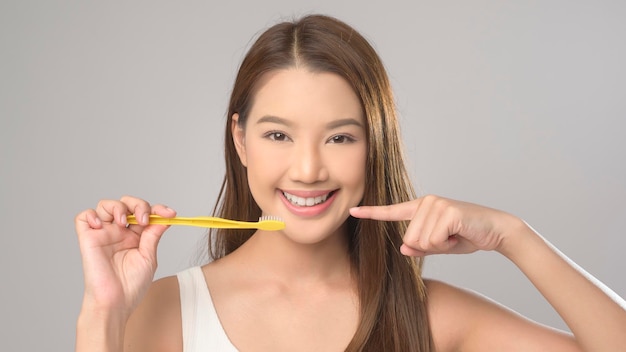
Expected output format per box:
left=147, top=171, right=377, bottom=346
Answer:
left=349, top=195, right=526, bottom=257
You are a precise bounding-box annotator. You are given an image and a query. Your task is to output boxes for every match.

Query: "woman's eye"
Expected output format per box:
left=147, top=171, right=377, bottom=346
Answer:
left=328, top=135, right=354, bottom=144
left=266, top=132, right=289, bottom=142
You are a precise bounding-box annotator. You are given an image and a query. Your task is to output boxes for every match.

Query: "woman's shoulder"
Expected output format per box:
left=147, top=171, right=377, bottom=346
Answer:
left=423, top=279, right=476, bottom=351
left=424, top=278, right=526, bottom=350
left=124, top=274, right=183, bottom=352
left=424, top=278, right=487, bottom=308
left=423, top=279, right=577, bottom=351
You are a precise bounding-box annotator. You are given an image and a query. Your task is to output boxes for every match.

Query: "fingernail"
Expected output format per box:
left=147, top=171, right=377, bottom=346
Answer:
left=142, top=213, right=149, bottom=225
left=121, top=214, right=127, bottom=225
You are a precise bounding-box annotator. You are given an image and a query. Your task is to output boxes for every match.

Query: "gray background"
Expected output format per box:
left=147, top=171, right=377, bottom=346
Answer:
left=1, top=0, right=625, bottom=350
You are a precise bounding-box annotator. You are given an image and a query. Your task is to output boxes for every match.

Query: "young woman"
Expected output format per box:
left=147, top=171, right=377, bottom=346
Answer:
left=75, top=14, right=626, bottom=351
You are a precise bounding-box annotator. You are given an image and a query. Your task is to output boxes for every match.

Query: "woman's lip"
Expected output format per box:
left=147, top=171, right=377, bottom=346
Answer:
left=278, top=190, right=338, bottom=217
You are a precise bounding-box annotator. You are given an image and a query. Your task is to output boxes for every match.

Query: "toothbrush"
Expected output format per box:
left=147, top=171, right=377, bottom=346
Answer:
left=126, top=215, right=285, bottom=231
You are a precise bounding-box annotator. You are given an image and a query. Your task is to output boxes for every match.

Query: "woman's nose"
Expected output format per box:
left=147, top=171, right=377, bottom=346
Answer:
left=289, top=143, right=329, bottom=183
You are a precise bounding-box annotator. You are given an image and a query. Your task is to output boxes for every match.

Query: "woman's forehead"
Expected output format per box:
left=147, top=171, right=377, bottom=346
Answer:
left=248, top=68, right=364, bottom=124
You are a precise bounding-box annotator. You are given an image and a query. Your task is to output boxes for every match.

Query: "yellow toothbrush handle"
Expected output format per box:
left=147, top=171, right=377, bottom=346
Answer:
left=126, top=215, right=285, bottom=231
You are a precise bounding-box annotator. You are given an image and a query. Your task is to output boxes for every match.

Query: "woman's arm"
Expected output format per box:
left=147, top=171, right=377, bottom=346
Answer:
left=76, top=306, right=128, bottom=352
left=350, top=195, right=626, bottom=351
left=499, top=219, right=626, bottom=350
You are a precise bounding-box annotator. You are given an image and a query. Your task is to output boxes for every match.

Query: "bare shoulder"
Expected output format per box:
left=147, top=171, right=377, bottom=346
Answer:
left=124, top=275, right=182, bottom=352
left=424, top=279, right=580, bottom=352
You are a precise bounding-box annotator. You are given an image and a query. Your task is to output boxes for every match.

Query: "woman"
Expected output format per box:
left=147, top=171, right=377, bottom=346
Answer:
left=75, top=14, right=626, bottom=351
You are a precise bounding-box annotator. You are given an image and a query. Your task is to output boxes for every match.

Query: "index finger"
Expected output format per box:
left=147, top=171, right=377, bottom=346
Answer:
left=349, top=199, right=420, bottom=221
left=75, top=208, right=102, bottom=234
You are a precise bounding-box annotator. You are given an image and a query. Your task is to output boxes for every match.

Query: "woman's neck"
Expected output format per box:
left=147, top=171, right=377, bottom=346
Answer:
left=230, top=226, right=353, bottom=287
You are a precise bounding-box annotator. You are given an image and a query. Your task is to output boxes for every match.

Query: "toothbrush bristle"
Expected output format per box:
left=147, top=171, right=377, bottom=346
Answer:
left=259, top=215, right=283, bottom=221
left=258, top=215, right=285, bottom=231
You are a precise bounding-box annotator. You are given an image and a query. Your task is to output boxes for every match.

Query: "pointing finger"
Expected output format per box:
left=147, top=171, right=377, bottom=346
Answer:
left=349, top=199, right=421, bottom=221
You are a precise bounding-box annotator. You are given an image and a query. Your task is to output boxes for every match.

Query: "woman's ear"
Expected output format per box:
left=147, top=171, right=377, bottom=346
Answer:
left=231, top=113, right=247, bottom=167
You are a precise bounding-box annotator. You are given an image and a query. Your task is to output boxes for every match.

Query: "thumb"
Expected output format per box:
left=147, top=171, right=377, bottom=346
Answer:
left=137, top=225, right=168, bottom=265
left=137, top=204, right=176, bottom=263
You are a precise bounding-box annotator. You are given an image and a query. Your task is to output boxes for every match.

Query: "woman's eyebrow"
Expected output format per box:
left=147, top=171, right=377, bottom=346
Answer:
left=256, top=115, right=293, bottom=127
left=326, top=118, right=363, bottom=130
left=256, top=115, right=363, bottom=129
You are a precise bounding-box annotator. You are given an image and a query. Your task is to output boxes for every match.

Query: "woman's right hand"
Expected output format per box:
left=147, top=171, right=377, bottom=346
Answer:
left=75, top=196, right=176, bottom=318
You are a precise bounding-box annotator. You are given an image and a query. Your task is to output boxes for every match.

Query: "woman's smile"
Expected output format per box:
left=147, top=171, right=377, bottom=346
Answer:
left=281, top=190, right=335, bottom=207
left=279, top=189, right=339, bottom=217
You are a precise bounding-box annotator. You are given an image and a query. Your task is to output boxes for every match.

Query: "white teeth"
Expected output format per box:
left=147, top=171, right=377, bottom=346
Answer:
left=283, top=192, right=330, bottom=207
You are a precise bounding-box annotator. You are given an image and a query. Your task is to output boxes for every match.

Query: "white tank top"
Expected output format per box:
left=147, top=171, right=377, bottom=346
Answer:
left=177, top=266, right=239, bottom=351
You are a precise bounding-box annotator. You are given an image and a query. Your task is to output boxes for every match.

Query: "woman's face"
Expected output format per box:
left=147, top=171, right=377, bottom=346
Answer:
left=233, top=68, right=367, bottom=244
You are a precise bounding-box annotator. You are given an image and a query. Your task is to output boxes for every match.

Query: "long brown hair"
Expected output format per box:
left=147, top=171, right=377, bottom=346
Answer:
left=209, top=14, right=434, bottom=352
